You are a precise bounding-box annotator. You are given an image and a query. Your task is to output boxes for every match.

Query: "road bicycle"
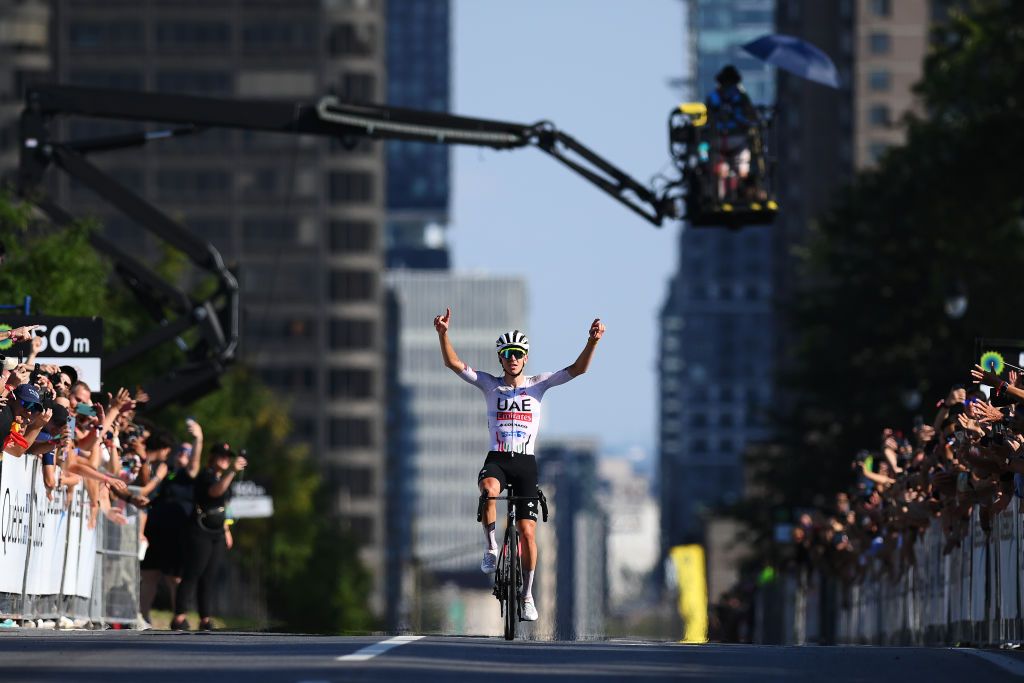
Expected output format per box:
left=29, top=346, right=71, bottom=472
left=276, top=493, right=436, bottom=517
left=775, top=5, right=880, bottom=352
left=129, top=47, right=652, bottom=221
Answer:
left=477, top=486, right=548, bottom=640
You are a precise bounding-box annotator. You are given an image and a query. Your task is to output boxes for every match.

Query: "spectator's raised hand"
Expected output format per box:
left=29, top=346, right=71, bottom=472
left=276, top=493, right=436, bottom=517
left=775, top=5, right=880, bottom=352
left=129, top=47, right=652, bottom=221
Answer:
left=972, top=364, right=1001, bottom=388
left=7, top=325, right=39, bottom=343
left=233, top=455, right=248, bottom=472
left=10, top=364, right=30, bottom=387
left=187, top=419, right=203, bottom=440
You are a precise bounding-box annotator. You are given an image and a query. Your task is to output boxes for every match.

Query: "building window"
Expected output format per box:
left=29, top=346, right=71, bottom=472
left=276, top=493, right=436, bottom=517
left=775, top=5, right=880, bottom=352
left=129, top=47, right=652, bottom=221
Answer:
left=156, top=169, right=230, bottom=200
left=329, top=319, right=374, bottom=349
left=331, top=465, right=375, bottom=496
left=243, top=316, right=316, bottom=344
left=155, top=70, right=233, bottom=96
left=329, top=368, right=374, bottom=398
left=868, top=141, right=890, bottom=164
left=868, top=104, right=891, bottom=127
left=68, top=21, right=144, bottom=51
left=328, top=172, right=374, bottom=202
left=261, top=366, right=316, bottom=392
left=329, top=221, right=376, bottom=253
left=155, top=21, right=231, bottom=49
left=870, top=0, right=891, bottom=17
left=68, top=70, right=144, bottom=91
left=348, top=515, right=375, bottom=544
left=241, top=21, right=316, bottom=54
left=328, top=23, right=376, bottom=56
left=329, top=269, right=376, bottom=302
left=868, top=32, right=891, bottom=54
left=329, top=417, right=374, bottom=447
left=868, top=70, right=891, bottom=91
left=340, top=73, right=377, bottom=102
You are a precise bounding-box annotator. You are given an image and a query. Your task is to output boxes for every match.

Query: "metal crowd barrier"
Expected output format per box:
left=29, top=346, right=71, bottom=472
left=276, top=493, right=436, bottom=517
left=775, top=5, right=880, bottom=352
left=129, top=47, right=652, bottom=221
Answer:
left=767, top=497, right=1024, bottom=646
left=0, top=453, right=140, bottom=626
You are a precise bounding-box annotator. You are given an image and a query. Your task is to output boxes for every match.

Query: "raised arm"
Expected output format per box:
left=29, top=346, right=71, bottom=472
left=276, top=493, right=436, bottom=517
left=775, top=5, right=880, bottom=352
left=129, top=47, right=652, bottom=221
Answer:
left=567, top=318, right=606, bottom=378
left=186, top=419, right=204, bottom=479
left=434, top=307, right=467, bottom=374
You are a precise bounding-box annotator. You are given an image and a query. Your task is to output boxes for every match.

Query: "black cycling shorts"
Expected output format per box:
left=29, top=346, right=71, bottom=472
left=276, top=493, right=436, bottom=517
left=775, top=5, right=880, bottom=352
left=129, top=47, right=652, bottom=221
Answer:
left=478, top=451, right=540, bottom=522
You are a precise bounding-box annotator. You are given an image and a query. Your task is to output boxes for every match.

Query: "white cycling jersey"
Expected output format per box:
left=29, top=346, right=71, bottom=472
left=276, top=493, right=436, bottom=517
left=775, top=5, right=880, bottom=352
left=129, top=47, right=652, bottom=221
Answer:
left=458, top=365, right=575, bottom=455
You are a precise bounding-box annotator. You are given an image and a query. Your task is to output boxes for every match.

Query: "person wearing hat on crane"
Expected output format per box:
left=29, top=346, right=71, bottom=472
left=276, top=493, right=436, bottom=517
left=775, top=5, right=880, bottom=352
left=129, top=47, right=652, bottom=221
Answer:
left=705, top=64, right=761, bottom=202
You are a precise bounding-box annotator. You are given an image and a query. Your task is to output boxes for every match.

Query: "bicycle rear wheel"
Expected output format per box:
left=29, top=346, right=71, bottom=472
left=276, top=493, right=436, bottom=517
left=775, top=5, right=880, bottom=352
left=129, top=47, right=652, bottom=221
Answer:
left=503, top=525, right=518, bottom=640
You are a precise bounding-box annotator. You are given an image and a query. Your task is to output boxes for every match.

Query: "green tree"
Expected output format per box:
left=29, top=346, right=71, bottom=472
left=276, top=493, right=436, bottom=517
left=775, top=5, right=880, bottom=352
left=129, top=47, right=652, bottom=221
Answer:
left=750, top=1, right=1024, bottom=516
left=0, top=192, right=373, bottom=632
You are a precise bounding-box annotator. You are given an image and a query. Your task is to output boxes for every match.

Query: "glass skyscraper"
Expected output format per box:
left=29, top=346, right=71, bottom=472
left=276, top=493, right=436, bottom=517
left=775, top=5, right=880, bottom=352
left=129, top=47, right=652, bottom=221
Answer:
left=385, top=0, right=451, bottom=270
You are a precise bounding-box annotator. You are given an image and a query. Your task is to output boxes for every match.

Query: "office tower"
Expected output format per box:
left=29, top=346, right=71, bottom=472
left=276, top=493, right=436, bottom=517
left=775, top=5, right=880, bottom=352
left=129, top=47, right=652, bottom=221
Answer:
left=772, top=0, right=932, bottom=363
left=537, top=438, right=607, bottom=640
left=386, top=270, right=526, bottom=628
left=659, top=0, right=776, bottom=551
left=0, top=0, right=390, bottom=615
left=385, top=0, right=450, bottom=270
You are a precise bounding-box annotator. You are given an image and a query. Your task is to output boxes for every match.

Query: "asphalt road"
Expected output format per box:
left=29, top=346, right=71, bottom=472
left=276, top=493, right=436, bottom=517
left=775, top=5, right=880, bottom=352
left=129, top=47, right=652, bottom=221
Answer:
left=3, top=631, right=1024, bottom=682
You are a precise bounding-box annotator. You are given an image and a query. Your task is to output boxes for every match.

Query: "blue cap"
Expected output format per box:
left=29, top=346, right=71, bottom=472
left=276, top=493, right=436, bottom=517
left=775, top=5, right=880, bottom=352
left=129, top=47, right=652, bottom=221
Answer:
left=14, top=384, right=41, bottom=405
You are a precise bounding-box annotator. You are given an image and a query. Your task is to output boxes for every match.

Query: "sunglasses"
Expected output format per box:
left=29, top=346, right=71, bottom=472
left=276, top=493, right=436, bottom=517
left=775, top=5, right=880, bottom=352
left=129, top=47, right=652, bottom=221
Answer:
left=19, top=399, right=42, bottom=413
left=500, top=349, right=526, bottom=360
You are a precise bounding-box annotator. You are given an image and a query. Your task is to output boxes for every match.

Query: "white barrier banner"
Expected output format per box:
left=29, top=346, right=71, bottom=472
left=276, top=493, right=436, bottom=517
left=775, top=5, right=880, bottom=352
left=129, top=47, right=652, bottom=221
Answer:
left=971, top=511, right=986, bottom=623
left=1002, top=499, right=1020, bottom=620
left=61, top=486, right=84, bottom=598
left=0, top=454, right=34, bottom=594
left=24, top=465, right=68, bottom=596
left=75, top=504, right=96, bottom=599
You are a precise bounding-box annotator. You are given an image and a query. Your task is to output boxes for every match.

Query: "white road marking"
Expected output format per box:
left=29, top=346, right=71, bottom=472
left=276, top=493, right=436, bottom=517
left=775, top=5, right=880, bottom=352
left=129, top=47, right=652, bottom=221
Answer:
left=957, top=648, right=1024, bottom=677
left=336, top=635, right=425, bottom=662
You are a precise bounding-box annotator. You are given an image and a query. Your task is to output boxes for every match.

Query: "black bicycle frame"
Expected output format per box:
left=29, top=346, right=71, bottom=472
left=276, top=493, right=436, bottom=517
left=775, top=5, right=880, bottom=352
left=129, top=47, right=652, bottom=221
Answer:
left=477, top=489, right=548, bottom=640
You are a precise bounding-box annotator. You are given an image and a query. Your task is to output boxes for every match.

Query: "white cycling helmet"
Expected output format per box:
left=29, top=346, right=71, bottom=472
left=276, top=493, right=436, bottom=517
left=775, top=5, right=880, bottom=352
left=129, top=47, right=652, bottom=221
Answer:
left=495, top=330, right=529, bottom=355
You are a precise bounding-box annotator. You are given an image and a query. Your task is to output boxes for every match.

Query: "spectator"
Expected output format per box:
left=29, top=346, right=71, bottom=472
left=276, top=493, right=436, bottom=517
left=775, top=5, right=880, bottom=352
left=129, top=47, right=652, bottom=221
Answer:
left=171, top=442, right=245, bottom=631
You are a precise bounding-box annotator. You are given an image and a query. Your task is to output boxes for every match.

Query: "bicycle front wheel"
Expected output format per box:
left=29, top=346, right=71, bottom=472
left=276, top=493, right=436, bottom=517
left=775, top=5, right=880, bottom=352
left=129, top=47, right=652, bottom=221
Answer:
left=503, top=527, right=518, bottom=640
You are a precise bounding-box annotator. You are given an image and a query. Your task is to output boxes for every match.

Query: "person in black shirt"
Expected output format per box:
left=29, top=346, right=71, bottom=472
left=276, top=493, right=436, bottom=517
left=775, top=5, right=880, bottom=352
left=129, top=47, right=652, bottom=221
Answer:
left=171, top=441, right=246, bottom=631
left=139, top=421, right=202, bottom=624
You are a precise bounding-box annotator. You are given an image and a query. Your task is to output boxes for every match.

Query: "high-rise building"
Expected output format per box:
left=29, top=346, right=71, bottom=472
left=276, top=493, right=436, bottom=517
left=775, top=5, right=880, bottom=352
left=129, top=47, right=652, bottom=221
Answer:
left=659, top=0, right=776, bottom=551
left=597, top=457, right=659, bottom=612
left=537, top=438, right=607, bottom=640
left=0, top=0, right=390, bottom=615
left=385, top=0, right=450, bottom=270
left=385, top=270, right=526, bottom=628
left=772, top=0, right=933, bottom=365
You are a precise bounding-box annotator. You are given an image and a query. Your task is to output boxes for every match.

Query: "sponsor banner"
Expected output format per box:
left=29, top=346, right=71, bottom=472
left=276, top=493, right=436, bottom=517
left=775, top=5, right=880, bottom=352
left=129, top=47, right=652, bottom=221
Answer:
left=1000, top=503, right=1018, bottom=619
left=0, top=453, right=33, bottom=594
left=61, top=486, right=84, bottom=598
left=75, top=507, right=96, bottom=599
left=24, top=465, right=68, bottom=596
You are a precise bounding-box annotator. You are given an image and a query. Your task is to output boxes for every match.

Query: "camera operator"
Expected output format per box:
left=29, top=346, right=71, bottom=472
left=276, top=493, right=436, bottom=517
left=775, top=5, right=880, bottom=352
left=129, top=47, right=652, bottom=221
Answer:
left=171, top=441, right=246, bottom=631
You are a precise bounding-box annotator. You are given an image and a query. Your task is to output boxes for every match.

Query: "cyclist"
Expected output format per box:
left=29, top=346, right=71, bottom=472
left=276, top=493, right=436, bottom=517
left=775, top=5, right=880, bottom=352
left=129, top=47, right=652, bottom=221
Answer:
left=433, top=307, right=605, bottom=622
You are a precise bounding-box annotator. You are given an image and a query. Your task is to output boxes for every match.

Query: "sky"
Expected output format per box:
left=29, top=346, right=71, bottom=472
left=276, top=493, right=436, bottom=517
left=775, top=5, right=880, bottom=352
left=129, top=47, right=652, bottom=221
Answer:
left=450, top=0, right=686, bottom=457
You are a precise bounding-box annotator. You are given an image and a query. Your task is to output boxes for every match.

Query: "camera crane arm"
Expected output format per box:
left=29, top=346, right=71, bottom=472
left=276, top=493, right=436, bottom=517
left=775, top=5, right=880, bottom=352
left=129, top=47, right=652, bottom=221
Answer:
left=18, top=85, right=674, bottom=408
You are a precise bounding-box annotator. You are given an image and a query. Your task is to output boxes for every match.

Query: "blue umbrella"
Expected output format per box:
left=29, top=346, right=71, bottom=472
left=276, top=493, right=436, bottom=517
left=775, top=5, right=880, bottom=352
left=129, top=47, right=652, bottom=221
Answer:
left=742, top=34, right=840, bottom=89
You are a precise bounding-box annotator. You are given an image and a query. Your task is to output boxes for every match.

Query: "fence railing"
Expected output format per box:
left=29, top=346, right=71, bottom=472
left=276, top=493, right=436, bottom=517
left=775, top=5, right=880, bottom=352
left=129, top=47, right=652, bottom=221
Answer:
left=757, top=497, right=1024, bottom=646
left=0, top=453, right=140, bottom=626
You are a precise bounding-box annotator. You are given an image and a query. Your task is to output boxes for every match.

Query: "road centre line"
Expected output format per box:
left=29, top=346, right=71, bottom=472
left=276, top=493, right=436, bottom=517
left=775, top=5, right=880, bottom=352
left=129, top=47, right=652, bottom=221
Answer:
left=956, top=648, right=1024, bottom=677
left=336, top=635, right=425, bottom=662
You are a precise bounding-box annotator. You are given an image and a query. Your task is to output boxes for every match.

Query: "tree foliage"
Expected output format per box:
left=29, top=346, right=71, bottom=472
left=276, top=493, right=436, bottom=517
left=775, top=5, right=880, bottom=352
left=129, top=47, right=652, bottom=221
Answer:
left=750, top=1, right=1024, bottom=514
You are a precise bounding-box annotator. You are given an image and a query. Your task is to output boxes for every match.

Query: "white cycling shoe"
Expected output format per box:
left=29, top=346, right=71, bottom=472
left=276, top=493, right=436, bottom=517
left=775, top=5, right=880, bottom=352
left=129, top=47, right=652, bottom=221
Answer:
left=480, top=549, right=498, bottom=574
left=522, top=598, right=539, bottom=622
